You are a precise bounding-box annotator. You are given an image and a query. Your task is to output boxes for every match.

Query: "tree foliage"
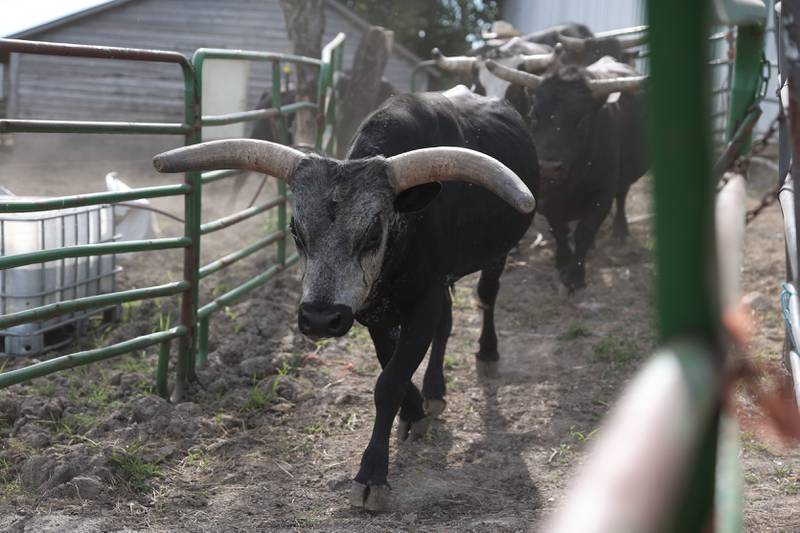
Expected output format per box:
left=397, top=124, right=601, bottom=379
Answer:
left=335, top=0, right=505, bottom=58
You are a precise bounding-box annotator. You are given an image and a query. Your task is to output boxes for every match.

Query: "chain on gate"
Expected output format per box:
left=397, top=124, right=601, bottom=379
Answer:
left=717, top=55, right=785, bottom=225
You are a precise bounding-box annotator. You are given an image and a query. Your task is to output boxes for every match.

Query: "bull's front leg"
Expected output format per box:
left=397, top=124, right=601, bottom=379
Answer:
left=549, top=220, right=573, bottom=279
left=565, top=195, right=614, bottom=291
left=350, top=285, right=444, bottom=512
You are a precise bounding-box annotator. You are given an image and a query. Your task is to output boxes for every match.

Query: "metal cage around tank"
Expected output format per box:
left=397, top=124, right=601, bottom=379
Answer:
left=0, top=33, right=346, bottom=401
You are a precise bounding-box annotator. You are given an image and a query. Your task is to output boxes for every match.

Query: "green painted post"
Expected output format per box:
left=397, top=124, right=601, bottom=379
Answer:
left=157, top=340, right=171, bottom=399
left=273, top=60, right=288, bottom=266
left=646, top=0, right=720, bottom=530
left=726, top=22, right=767, bottom=147
left=647, top=0, right=718, bottom=342
left=175, top=59, right=202, bottom=401
left=197, top=316, right=209, bottom=367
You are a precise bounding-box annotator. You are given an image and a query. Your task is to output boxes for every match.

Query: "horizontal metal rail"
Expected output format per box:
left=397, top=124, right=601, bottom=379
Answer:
left=193, top=48, right=322, bottom=67
left=202, top=101, right=318, bottom=127
left=199, top=197, right=284, bottom=235
left=0, top=237, right=190, bottom=270
left=0, top=119, right=190, bottom=135
left=0, top=281, right=189, bottom=330
left=201, top=169, right=247, bottom=184
left=595, top=25, right=649, bottom=38
left=199, top=230, right=285, bottom=279
left=0, top=38, right=192, bottom=66
left=198, top=252, right=299, bottom=319
left=0, top=326, right=187, bottom=388
left=0, top=184, right=190, bottom=213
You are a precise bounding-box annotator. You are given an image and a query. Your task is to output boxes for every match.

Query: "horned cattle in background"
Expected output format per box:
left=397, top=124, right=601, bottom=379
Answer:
left=487, top=54, right=648, bottom=291
left=153, top=90, right=538, bottom=512
left=430, top=22, right=645, bottom=102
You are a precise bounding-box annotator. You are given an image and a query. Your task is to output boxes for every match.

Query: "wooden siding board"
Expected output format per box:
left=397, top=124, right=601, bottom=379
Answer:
left=13, top=0, right=422, bottom=122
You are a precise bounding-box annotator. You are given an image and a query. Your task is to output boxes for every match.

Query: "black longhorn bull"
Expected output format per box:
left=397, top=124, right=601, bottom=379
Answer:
left=152, top=90, right=538, bottom=511
left=487, top=55, right=648, bottom=291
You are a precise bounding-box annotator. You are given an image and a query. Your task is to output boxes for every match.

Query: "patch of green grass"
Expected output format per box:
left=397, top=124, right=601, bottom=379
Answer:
left=346, top=324, right=370, bottom=342
left=592, top=335, right=641, bottom=363
left=451, top=285, right=473, bottom=310
left=117, top=351, right=154, bottom=375
left=443, top=353, right=462, bottom=370
left=740, top=431, right=772, bottom=455
left=0, top=480, right=24, bottom=497
left=303, top=422, right=325, bottom=435
left=344, top=411, right=359, bottom=431
left=569, top=425, right=599, bottom=443
left=744, top=472, right=759, bottom=485
left=558, top=322, right=592, bottom=340
left=773, top=463, right=800, bottom=495
left=223, top=306, right=242, bottom=334
left=211, top=282, right=230, bottom=298
left=51, top=412, right=99, bottom=437
left=109, top=441, right=161, bottom=492
left=32, top=379, right=58, bottom=398
left=121, top=300, right=144, bottom=323
left=240, top=375, right=282, bottom=413
left=183, top=448, right=207, bottom=467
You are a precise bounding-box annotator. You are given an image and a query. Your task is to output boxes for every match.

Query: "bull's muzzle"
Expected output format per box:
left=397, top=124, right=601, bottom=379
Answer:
left=298, top=302, right=354, bottom=338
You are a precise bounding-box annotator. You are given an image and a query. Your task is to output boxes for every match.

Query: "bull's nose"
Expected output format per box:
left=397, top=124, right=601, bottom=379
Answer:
left=539, top=160, right=563, bottom=179
left=298, top=302, right=354, bottom=338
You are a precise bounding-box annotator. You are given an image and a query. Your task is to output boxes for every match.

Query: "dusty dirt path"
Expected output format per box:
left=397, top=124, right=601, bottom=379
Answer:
left=1, top=167, right=799, bottom=531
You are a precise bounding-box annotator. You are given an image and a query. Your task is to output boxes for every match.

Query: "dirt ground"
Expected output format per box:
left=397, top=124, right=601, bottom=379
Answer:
left=0, top=141, right=798, bottom=531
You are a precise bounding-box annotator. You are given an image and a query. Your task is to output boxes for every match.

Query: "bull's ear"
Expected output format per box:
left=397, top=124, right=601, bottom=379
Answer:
left=393, top=182, right=441, bottom=213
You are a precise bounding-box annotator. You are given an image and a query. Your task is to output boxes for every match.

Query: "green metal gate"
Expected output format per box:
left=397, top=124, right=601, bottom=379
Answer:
left=0, top=33, right=345, bottom=401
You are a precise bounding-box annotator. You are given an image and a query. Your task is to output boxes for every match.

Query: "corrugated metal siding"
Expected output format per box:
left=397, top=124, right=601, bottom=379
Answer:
left=503, top=0, right=646, bottom=34
left=13, top=0, right=418, bottom=122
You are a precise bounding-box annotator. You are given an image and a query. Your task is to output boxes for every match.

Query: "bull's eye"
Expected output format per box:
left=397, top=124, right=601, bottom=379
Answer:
left=359, top=216, right=383, bottom=254
left=289, top=218, right=305, bottom=250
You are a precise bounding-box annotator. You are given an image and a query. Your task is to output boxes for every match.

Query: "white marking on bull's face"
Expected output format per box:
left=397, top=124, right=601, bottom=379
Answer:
left=289, top=157, right=396, bottom=313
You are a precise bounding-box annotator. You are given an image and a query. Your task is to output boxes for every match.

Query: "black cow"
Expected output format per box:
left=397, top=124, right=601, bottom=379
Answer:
left=487, top=56, right=647, bottom=291
left=152, top=91, right=538, bottom=511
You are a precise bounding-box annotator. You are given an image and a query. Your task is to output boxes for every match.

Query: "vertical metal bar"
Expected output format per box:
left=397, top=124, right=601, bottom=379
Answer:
left=59, top=213, right=65, bottom=305
left=648, top=0, right=718, bottom=341
left=726, top=22, right=766, bottom=146
left=39, top=219, right=46, bottom=314
left=1, top=220, right=5, bottom=316
left=273, top=60, right=287, bottom=266
left=156, top=340, right=170, bottom=399
left=174, top=58, right=201, bottom=402
left=646, top=0, right=720, bottom=530
left=197, top=316, right=209, bottom=367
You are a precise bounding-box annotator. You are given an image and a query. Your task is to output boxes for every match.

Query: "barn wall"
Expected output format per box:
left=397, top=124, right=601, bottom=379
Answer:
left=11, top=0, right=419, bottom=123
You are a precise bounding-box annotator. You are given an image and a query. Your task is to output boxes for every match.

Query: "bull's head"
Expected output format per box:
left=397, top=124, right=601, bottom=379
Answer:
left=557, top=33, right=646, bottom=66
left=484, top=61, right=645, bottom=201
left=153, top=141, right=535, bottom=338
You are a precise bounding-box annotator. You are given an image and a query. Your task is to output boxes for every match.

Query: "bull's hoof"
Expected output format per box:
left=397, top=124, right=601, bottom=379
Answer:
left=349, top=481, right=391, bottom=512
left=424, top=398, right=447, bottom=418
left=475, top=358, right=499, bottom=379
left=397, top=415, right=431, bottom=442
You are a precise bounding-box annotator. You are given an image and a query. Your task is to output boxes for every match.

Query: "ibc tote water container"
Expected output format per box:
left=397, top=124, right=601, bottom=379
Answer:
left=0, top=199, right=118, bottom=356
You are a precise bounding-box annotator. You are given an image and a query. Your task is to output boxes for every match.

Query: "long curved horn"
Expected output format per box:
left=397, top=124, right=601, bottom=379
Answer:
left=431, top=47, right=478, bottom=73
left=386, top=147, right=535, bottom=214
left=519, top=42, right=564, bottom=71
left=558, top=33, right=586, bottom=52
left=485, top=59, right=544, bottom=89
left=152, top=139, right=304, bottom=181
left=588, top=76, right=648, bottom=97
left=618, top=34, right=648, bottom=49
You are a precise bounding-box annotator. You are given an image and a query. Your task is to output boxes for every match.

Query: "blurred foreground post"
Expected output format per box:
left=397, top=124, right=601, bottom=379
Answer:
left=336, top=26, right=394, bottom=157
